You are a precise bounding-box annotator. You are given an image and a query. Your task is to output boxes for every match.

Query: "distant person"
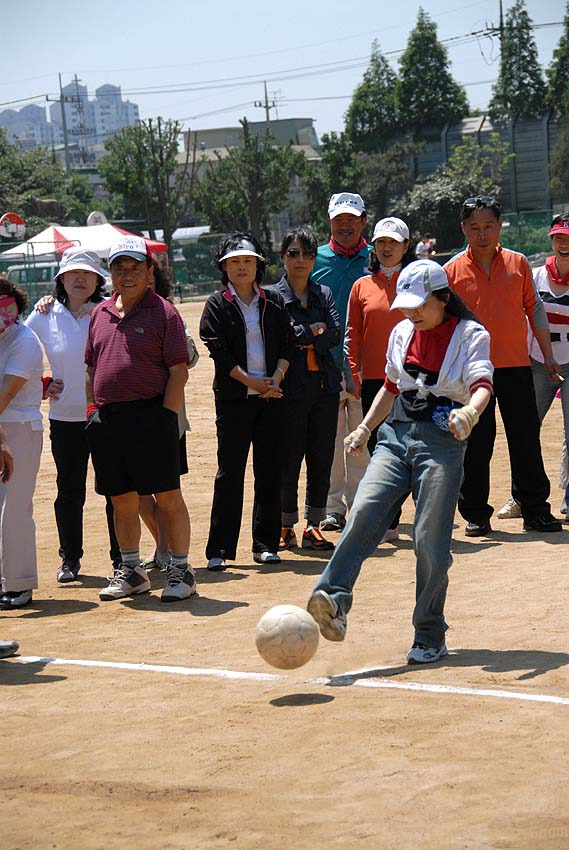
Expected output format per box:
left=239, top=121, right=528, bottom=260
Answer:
left=311, top=192, right=372, bottom=532
left=85, top=235, right=195, bottom=603
left=199, top=233, right=294, bottom=570
left=415, top=232, right=436, bottom=260
left=444, top=195, right=561, bottom=536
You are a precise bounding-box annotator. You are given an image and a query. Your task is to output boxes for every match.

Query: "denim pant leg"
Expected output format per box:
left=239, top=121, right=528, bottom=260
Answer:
left=313, top=421, right=412, bottom=616
left=409, top=421, right=466, bottom=646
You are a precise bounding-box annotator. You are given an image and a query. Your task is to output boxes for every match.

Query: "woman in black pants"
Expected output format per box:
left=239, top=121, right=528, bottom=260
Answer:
left=271, top=226, right=342, bottom=552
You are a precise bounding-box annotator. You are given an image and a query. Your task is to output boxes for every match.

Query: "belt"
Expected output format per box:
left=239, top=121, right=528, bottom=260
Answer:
left=102, top=395, right=163, bottom=413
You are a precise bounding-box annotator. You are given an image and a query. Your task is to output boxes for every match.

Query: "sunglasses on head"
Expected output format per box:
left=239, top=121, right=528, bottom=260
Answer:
left=463, top=195, right=496, bottom=208
left=285, top=248, right=316, bottom=259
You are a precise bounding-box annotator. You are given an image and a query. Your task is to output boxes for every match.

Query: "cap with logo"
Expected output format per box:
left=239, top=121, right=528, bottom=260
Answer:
left=371, top=217, right=409, bottom=243
left=55, top=247, right=106, bottom=285
left=327, top=192, right=366, bottom=220
left=549, top=220, right=569, bottom=238
left=218, top=238, right=265, bottom=263
left=108, top=235, right=148, bottom=265
left=390, top=260, right=449, bottom=311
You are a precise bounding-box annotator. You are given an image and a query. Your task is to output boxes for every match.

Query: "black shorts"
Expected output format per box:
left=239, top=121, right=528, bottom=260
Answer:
left=179, top=431, right=188, bottom=476
left=86, top=396, right=181, bottom=497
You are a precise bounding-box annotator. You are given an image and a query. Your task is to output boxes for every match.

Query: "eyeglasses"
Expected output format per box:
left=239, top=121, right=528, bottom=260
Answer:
left=285, top=249, right=316, bottom=260
left=463, top=195, right=496, bottom=208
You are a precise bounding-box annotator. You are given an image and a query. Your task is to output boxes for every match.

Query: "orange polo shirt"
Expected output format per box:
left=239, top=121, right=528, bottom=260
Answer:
left=345, top=272, right=401, bottom=383
left=445, top=245, right=540, bottom=368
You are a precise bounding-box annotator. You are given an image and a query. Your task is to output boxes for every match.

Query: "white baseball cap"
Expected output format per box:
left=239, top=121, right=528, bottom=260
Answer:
left=372, top=217, right=409, bottom=243
left=108, top=234, right=148, bottom=265
left=391, top=260, right=449, bottom=311
left=55, top=247, right=106, bottom=285
left=327, top=192, right=366, bottom=219
left=218, top=238, right=265, bottom=263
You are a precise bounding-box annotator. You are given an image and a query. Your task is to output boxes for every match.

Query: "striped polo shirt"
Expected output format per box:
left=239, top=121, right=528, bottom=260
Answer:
left=529, top=265, right=569, bottom=365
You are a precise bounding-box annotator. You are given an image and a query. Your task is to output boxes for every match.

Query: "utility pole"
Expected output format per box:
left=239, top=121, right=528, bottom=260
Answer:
left=58, top=73, right=71, bottom=177
left=499, top=0, right=504, bottom=53
left=254, top=81, right=276, bottom=136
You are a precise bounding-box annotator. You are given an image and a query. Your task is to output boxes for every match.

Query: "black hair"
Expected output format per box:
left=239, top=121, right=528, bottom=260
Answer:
left=0, top=276, right=28, bottom=315
left=433, top=287, right=482, bottom=324
left=151, top=257, right=172, bottom=300
left=280, top=225, right=318, bottom=257
left=215, top=232, right=266, bottom=286
left=460, top=195, right=502, bottom=222
left=550, top=212, right=569, bottom=230
left=53, top=272, right=105, bottom=307
left=368, top=241, right=414, bottom=274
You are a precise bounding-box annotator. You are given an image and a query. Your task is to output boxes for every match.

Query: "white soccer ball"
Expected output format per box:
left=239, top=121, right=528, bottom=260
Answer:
left=255, top=604, right=319, bottom=670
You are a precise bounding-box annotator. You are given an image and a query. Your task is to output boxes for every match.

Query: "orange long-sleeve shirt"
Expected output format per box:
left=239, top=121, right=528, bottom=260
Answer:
left=444, top=245, right=547, bottom=368
left=345, top=272, right=401, bottom=384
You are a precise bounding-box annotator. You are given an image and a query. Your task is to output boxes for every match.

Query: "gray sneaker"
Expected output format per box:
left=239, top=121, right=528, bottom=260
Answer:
left=161, top=564, right=197, bottom=603
left=406, top=642, right=448, bottom=664
left=99, top=565, right=150, bottom=601
left=0, top=640, right=19, bottom=658
left=320, top=513, right=346, bottom=532
left=307, top=590, right=346, bottom=642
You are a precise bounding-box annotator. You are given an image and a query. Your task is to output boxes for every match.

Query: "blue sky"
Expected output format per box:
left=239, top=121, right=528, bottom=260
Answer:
left=2, top=0, right=565, bottom=139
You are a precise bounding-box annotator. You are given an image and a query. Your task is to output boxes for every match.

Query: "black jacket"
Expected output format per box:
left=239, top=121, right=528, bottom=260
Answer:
left=199, top=285, right=295, bottom=400
left=269, top=275, right=342, bottom=400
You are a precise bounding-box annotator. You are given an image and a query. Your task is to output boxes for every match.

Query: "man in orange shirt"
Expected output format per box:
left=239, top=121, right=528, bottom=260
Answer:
left=444, top=195, right=562, bottom=535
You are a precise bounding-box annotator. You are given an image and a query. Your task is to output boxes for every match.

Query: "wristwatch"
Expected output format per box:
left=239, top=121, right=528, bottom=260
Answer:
left=317, top=324, right=324, bottom=335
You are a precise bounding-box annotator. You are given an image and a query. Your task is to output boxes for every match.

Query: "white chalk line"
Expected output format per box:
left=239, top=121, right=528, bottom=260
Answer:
left=7, top=655, right=569, bottom=706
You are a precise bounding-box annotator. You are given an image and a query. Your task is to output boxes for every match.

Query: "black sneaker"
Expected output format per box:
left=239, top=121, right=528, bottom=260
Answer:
left=57, top=558, right=81, bottom=583
left=523, top=512, right=562, bottom=533
left=465, top=521, right=492, bottom=537
left=0, top=590, right=33, bottom=610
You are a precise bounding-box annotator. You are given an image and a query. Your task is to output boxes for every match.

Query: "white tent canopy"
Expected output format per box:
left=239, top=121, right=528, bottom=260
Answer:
left=0, top=224, right=167, bottom=262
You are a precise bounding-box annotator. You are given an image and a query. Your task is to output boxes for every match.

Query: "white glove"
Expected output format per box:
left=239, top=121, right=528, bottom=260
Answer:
left=448, top=404, right=479, bottom=441
left=344, top=423, right=371, bottom=453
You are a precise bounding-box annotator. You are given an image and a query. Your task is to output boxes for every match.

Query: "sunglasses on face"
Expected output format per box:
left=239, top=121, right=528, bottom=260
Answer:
left=285, top=249, right=316, bottom=259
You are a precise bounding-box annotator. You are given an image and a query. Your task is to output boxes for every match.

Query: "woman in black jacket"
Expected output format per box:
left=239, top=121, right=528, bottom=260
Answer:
left=271, top=226, right=342, bottom=552
left=199, top=233, right=294, bottom=571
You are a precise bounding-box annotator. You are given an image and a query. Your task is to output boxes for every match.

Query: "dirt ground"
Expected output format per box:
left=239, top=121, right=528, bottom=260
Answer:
left=1, top=300, right=568, bottom=850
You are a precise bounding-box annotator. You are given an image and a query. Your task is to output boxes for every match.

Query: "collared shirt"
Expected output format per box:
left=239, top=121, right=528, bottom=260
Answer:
left=0, top=321, right=43, bottom=426
left=444, top=245, right=548, bottom=368
left=227, top=282, right=266, bottom=395
left=85, top=288, right=189, bottom=406
left=26, top=300, right=96, bottom=421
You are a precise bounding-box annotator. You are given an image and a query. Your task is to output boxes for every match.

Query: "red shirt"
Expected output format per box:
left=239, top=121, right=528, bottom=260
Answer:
left=85, top=289, right=189, bottom=406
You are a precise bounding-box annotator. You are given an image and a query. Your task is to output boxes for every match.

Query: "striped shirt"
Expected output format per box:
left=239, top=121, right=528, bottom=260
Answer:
left=529, top=265, right=569, bottom=365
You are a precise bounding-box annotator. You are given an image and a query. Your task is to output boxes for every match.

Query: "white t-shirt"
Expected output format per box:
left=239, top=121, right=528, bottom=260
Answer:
left=25, top=301, right=93, bottom=422
left=0, top=321, right=43, bottom=426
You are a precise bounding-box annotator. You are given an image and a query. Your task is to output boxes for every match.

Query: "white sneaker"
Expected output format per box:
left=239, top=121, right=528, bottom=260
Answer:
left=142, top=551, right=171, bottom=572
left=207, top=557, right=227, bottom=572
left=99, top=565, right=150, bottom=601
left=253, top=551, right=281, bottom=564
left=496, top=497, right=522, bottom=519
left=307, top=589, right=346, bottom=642
left=161, top=565, right=197, bottom=603
left=380, top=526, right=399, bottom=544
left=406, top=642, right=448, bottom=664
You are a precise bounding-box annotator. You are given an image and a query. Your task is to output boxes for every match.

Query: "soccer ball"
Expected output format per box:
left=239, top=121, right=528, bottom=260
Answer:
left=255, top=604, right=319, bottom=670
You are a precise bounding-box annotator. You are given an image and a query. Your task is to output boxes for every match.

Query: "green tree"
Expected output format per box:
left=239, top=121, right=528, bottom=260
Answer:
left=550, top=95, right=569, bottom=194
left=397, top=8, right=469, bottom=137
left=394, top=132, right=512, bottom=250
left=488, top=0, right=546, bottom=120
left=546, top=0, right=569, bottom=110
left=300, top=131, right=364, bottom=237
left=357, top=142, right=418, bottom=223
left=344, top=40, right=399, bottom=153
left=100, top=117, right=197, bottom=258
left=194, top=119, right=306, bottom=252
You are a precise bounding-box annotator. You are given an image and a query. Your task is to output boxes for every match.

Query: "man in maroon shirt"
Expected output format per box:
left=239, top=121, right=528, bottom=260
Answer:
left=85, top=235, right=194, bottom=603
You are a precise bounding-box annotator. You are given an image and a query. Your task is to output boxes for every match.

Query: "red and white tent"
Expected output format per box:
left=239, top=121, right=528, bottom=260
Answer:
left=0, top=223, right=167, bottom=262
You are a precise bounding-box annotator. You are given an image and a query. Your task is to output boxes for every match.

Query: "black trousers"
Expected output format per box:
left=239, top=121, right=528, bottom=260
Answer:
left=458, top=366, right=551, bottom=524
left=49, top=419, right=120, bottom=563
left=206, top=396, right=283, bottom=560
left=361, top=378, right=400, bottom=531
left=280, top=375, right=339, bottom=525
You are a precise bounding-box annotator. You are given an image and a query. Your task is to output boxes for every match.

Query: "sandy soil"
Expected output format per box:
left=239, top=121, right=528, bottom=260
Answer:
left=1, top=300, right=568, bottom=850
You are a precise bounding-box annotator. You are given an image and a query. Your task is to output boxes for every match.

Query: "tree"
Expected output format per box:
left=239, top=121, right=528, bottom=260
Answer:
left=100, top=117, right=197, bottom=258
left=394, top=132, right=512, bottom=249
left=396, top=8, right=469, bottom=138
left=194, top=119, right=305, bottom=252
left=546, top=0, right=569, bottom=110
left=300, top=131, right=364, bottom=237
left=488, top=0, right=546, bottom=120
left=357, top=142, right=418, bottom=223
left=0, top=128, right=94, bottom=238
left=549, top=95, right=569, bottom=194
left=344, top=40, right=399, bottom=153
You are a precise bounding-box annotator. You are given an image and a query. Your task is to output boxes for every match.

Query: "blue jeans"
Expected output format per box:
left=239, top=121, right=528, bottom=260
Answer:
left=312, top=418, right=466, bottom=646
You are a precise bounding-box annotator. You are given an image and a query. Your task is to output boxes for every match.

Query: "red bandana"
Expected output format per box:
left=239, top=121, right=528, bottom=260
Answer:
left=328, top=236, right=367, bottom=258
left=546, top=255, right=569, bottom=286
